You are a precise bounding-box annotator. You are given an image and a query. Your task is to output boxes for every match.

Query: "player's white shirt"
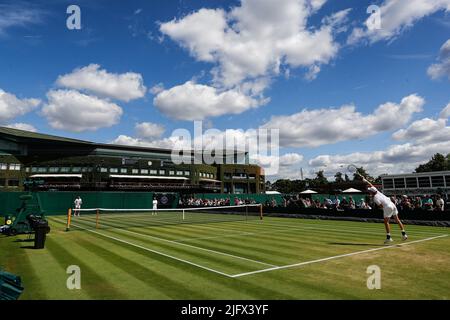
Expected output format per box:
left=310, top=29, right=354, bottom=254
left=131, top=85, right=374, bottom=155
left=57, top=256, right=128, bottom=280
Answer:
left=74, top=198, right=82, bottom=208
left=152, top=199, right=158, bottom=209
left=372, top=188, right=398, bottom=217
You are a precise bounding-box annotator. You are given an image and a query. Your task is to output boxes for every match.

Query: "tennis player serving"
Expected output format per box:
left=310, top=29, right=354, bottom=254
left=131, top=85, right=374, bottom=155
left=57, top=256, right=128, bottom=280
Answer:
left=349, top=165, right=408, bottom=244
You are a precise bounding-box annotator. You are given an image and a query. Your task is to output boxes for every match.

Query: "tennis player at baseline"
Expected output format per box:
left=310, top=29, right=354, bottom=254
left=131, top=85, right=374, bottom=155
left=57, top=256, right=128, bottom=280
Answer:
left=362, top=177, right=408, bottom=244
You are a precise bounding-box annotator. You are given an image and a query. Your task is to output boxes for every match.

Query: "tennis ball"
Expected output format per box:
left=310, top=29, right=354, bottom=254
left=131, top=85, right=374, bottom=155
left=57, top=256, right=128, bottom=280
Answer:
left=6, top=219, right=12, bottom=225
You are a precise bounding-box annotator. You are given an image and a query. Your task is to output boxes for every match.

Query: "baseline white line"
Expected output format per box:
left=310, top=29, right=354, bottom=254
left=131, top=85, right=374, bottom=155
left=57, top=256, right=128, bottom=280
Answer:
left=230, top=234, right=449, bottom=278
left=64, top=220, right=234, bottom=278
left=240, top=220, right=444, bottom=237
left=257, top=218, right=446, bottom=236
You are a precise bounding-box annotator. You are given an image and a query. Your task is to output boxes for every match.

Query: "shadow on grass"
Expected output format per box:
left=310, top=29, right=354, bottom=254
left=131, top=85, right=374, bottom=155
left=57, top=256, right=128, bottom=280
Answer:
left=14, top=238, right=35, bottom=243
left=329, top=242, right=385, bottom=247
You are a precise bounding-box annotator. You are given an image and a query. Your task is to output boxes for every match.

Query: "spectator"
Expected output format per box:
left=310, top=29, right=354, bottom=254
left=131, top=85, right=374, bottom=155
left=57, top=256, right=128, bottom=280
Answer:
left=436, top=195, right=445, bottom=211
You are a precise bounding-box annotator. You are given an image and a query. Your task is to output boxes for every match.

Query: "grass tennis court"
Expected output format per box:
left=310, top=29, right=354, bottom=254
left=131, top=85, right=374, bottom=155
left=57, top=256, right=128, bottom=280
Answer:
left=1, top=212, right=450, bottom=299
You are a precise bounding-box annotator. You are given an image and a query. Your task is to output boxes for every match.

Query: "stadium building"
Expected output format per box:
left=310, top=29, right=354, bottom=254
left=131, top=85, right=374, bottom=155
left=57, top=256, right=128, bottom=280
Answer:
left=381, top=171, right=450, bottom=197
left=0, top=126, right=265, bottom=194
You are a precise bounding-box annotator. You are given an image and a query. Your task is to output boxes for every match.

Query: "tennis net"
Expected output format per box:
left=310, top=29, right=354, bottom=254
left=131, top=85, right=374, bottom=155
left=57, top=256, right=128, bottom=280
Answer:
left=65, top=204, right=263, bottom=231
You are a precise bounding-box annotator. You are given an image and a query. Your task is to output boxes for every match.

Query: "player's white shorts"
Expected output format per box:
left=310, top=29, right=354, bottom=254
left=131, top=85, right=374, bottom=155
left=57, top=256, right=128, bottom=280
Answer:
left=383, top=205, right=398, bottom=218
left=75, top=205, right=81, bottom=209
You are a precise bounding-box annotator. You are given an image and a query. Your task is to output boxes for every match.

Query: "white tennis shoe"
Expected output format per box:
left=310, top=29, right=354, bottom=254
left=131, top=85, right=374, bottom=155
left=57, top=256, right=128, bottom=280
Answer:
left=384, top=238, right=394, bottom=245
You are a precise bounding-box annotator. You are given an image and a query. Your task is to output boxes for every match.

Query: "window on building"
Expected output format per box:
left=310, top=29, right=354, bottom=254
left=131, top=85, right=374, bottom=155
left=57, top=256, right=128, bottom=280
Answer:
left=110, top=168, right=119, bottom=173
left=100, top=167, right=108, bottom=173
left=176, top=171, right=183, bottom=176
left=61, top=167, right=71, bottom=173
left=149, top=170, right=157, bottom=175
left=120, top=168, right=127, bottom=174
left=418, top=177, right=431, bottom=188
left=49, top=167, right=59, bottom=173
left=394, top=178, right=405, bottom=189
left=0, top=178, right=6, bottom=187
left=446, top=176, right=450, bottom=186
left=159, top=170, right=165, bottom=175
left=37, top=167, right=47, bottom=173
left=405, top=177, right=417, bottom=188
left=184, top=171, right=190, bottom=176
left=72, top=167, right=81, bottom=173
left=383, top=179, right=394, bottom=189
left=0, top=163, right=7, bottom=170
left=132, top=169, right=139, bottom=174
left=9, top=164, right=21, bottom=171
left=81, top=167, right=89, bottom=172
left=141, top=169, right=149, bottom=174
left=169, top=170, right=175, bottom=175
left=25, top=167, right=30, bottom=173
left=431, top=176, right=445, bottom=187
left=31, top=167, right=38, bottom=173
left=7, top=179, right=20, bottom=187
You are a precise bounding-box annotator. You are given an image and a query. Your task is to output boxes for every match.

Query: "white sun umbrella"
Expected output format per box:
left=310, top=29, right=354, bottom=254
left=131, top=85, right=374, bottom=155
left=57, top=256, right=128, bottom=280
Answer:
left=300, top=189, right=318, bottom=194
left=342, top=188, right=362, bottom=193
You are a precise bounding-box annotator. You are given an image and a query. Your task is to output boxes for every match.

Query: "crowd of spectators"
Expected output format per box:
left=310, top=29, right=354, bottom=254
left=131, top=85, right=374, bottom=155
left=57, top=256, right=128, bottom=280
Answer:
left=279, top=194, right=447, bottom=211
left=180, top=197, right=258, bottom=207
left=179, top=193, right=447, bottom=212
left=390, top=194, right=446, bottom=212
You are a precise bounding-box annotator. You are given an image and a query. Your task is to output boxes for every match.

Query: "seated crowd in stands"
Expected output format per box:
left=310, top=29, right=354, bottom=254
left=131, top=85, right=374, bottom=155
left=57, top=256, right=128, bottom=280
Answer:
left=389, top=194, right=446, bottom=212
left=180, top=197, right=258, bottom=207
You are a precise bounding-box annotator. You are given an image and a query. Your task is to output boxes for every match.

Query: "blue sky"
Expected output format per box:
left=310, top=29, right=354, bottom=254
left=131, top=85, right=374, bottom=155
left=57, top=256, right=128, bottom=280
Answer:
left=0, top=0, right=449, bottom=180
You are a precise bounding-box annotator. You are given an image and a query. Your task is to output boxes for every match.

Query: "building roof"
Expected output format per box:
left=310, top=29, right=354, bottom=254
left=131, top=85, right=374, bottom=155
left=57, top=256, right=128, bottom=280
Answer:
left=0, top=126, right=92, bottom=144
left=380, top=171, right=450, bottom=178
left=0, top=126, right=248, bottom=157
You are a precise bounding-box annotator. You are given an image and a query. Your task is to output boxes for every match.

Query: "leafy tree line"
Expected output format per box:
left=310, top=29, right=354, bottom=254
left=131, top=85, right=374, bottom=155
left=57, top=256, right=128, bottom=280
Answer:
left=267, top=153, right=450, bottom=194
left=415, top=153, right=450, bottom=172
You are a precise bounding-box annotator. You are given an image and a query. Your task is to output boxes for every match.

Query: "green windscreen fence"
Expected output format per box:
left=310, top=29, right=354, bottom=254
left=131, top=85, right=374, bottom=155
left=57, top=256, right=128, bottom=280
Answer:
left=0, top=192, right=154, bottom=216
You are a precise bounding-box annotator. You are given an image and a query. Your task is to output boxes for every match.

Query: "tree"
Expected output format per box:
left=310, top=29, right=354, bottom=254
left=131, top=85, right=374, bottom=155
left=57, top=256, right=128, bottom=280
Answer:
left=313, top=170, right=328, bottom=185
left=344, top=174, right=350, bottom=182
left=334, top=172, right=344, bottom=183
left=415, top=153, right=450, bottom=172
left=354, top=166, right=374, bottom=181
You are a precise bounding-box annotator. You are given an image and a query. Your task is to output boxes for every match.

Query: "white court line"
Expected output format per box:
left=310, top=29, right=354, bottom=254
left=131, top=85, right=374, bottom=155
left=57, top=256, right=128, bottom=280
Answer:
left=62, top=220, right=235, bottom=278
left=257, top=218, right=446, bottom=236
left=67, top=218, right=276, bottom=267
left=241, top=219, right=445, bottom=237
left=230, top=234, right=449, bottom=278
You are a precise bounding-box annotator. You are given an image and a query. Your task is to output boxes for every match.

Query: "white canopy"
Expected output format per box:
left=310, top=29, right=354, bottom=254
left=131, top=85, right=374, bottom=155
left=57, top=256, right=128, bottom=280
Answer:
left=109, top=175, right=189, bottom=180
left=30, top=174, right=82, bottom=178
left=300, top=189, right=318, bottom=194
left=265, top=191, right=281, bottom=194
left=342, top=188, right=362, bottom=193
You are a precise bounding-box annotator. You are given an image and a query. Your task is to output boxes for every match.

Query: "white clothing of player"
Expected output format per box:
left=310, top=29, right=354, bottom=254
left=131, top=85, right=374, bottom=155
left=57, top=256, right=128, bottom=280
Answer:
left=74, top=197, right=82, bottom=217
left=152, top=199, right=158, bottom=215
left=371, top=187, right=398, bottom=218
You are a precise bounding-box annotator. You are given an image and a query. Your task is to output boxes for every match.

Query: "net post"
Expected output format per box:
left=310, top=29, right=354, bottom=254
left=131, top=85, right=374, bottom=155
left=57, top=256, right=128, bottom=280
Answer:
left=96, top=209, right=99, bottom=229
left=259, top=204, right=263, bottom=220
left=182, top=209, right=185, bottom=221
left=66, top=208, right=72, bottom=231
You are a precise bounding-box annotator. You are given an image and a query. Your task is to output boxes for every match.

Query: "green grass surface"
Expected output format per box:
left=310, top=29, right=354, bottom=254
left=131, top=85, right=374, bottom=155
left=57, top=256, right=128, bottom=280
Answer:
left=1, top=213, right=449, bottom=300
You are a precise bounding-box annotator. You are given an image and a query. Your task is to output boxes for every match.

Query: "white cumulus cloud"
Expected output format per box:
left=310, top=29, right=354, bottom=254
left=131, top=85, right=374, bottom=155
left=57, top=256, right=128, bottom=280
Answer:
left=42, top=90, right=123, bottom=132
left=261, top=94, right=424, bottom=148
left=427, top=39, right=450, bottom=80
left=348, top=0, right=450, bottom=45
left=0, top=89, right=41, bottom=122
left=135, top=122, right=165, bottom=140
left=5, top=123, right=37, bottom=132
left=153, top=81, right=264, bottom=120
left=56, top=64, right=147, bottom=102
